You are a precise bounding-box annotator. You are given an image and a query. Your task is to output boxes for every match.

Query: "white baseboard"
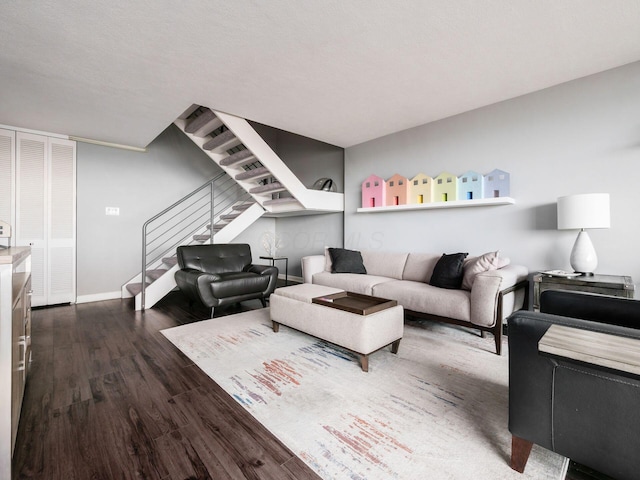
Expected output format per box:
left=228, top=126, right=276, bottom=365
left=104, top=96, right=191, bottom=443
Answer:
left=76, top=291, right=123, bottom=304
left=283, top=274, right=303, bottom=284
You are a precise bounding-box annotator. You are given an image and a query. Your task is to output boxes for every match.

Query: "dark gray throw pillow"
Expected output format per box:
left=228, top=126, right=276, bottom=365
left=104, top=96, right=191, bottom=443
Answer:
left=429, top=252, right=469, bottom=289
left=328, top=248, right=367, bottom=274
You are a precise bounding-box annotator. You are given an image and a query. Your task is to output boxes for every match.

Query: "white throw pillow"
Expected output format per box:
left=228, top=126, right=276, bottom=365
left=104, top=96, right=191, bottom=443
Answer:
left=462, top=251, right=502, bottom=290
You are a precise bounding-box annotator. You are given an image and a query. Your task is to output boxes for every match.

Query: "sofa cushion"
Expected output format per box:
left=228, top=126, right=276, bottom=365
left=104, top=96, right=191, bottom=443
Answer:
left=373, top=280, right=471, bottom=322
left=402, top=253, right=441, bottom=282
left=360, top=250, right=409, bottom=279
left=429, top=253, right=468, bottom=289
left=328, top=248, right=367, bottom=274
left=312, top=271, right=395, bottom=296
left=462, top=251, right=500, bottom=291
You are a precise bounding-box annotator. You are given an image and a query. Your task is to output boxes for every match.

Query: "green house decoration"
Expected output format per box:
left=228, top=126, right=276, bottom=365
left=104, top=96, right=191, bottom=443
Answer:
left=458, top=170, right=484, bottom=200
left=433, top=171, right=458, bottom=202
left=408, top=173, right=433, bottom=204
left=483, top=169, right=510, bottom=198
left=386, top=173, right=409, bottom=206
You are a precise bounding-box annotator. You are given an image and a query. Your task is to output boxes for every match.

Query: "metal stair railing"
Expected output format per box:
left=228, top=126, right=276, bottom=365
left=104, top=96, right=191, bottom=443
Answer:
left=140, top=171, right=254, bottom=310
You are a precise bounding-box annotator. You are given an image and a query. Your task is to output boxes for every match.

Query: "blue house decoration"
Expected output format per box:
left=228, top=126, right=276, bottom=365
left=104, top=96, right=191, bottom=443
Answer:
left=483, top=169, right=510, bottom=198
left=458, top=170, right=484, bottom=200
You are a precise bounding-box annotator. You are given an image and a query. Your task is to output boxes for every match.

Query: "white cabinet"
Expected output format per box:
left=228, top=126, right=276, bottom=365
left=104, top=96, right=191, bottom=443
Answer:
left=0, top=131, right=76, bottom=306
left=0, top=246, right=31, bottom=479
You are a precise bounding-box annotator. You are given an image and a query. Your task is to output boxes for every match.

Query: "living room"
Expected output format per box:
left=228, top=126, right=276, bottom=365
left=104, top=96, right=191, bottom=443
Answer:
left=2, top=2, right=640, bottom=479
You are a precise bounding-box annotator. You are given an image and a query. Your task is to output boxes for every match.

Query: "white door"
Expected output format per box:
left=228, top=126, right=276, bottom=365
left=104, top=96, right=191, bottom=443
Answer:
left=16, top=132, right=47, bottom=307
left=15, top=132, right=76, bottom=306
left=0, top=129, right=15, bottom=246
left=47, top=138, right=76, bottom=305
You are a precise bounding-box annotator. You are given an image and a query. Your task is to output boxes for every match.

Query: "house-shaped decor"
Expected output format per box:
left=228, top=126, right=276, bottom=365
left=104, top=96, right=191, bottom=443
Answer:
left=385, top=173, right=409, bottom=206
left=433, top=171, right=458, bottom=202
left=483, top=169, right=510, bottom=198
left=458, top=170, right=484, bottom=200
left=408, top=173, right=433, bottom=204
left=361, top=174, right=386, bottom=208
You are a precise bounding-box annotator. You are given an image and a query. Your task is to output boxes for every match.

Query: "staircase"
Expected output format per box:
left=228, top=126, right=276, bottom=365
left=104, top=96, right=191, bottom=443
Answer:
left=122, top=105, right=344, bottom=311
left=121, top=172, right=264, bottom=310
left=174, top=106, right=344, bottom=216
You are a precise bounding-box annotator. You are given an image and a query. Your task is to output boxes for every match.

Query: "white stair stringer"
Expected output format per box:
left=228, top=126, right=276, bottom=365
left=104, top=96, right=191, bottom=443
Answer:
left=122, top=203, right=265, bottom=310
left=174, top=110, right=344, bottom=216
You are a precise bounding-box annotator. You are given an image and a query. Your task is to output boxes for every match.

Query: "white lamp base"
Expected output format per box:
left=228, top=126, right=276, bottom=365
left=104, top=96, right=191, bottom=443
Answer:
left=570, top=229, right=598, bottom=275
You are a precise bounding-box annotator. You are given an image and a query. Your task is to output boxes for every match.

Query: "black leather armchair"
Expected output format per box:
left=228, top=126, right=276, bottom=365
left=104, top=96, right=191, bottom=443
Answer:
left=174, top=243, right=278, bottom=317
left=508, top=290, right=640, bottom=480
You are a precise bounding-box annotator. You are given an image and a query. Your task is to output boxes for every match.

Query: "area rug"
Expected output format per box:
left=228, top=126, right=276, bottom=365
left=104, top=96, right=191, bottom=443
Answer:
left=161, top=309, right=568, bottom=480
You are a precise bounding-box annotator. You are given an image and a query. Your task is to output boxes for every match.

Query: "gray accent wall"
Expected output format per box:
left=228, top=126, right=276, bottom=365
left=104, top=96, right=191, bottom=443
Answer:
left=345, top=61, right=640, bottom=287
left=77, top=124, right=223, bottom=298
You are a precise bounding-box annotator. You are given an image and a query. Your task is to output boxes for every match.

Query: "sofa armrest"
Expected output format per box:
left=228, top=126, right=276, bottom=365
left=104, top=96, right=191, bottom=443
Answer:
left=470, top=264, right=528, bottom=327
left=246, top=264, right=279, bottom=295
left=301, top=255, right=325, bottom=283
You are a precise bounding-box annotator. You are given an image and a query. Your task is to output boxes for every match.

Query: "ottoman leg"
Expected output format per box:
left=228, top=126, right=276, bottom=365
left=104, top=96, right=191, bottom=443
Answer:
left=272, top=321, right=280, bottom=333
left=359, top=354, right=369, bottom=373
left=391, top=339, right=401, bottom=354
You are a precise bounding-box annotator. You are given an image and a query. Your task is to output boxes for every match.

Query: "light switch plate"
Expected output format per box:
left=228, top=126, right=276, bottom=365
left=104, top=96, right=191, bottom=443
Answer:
left=105, top=207, right=120, bottom=216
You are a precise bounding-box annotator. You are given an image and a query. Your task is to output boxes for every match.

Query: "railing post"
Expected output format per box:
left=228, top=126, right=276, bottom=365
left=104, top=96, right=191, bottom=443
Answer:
left=141, top=224, right=146, bottom=311
left=210, top=180, right=215, bottom=244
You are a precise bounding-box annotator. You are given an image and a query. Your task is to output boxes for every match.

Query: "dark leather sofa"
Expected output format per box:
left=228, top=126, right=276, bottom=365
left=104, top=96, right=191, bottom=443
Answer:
left=174, top=243, right=278, bottom=317
left=508, top=289, right=640, bottom=480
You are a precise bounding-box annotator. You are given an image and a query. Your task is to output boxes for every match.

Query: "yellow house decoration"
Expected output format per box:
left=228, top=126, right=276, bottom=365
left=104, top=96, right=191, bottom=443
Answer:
left=408, top=173, right=433, bottom=204
left=433, top=171, right=457, bottom=202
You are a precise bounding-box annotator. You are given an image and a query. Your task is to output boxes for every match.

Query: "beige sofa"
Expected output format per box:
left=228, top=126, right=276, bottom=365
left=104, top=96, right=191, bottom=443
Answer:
left=301, top=250, right=528, bottom=354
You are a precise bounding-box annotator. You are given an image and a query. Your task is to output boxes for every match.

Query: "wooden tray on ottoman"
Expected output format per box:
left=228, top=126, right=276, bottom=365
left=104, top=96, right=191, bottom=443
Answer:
left=312, top=291, right=397, bottom=315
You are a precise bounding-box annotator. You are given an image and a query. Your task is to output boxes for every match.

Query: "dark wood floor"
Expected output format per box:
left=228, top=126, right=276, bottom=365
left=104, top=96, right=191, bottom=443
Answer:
left=13, top=288, right=609, bottom=480
left=12, top=290, right=321, bottom=480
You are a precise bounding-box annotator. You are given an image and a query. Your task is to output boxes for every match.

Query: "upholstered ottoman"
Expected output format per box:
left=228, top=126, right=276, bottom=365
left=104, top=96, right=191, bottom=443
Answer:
left=270, top=283, right=404, bottom=372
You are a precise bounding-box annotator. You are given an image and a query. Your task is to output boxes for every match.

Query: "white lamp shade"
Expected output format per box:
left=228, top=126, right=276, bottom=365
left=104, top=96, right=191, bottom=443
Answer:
left=557, top=193, right=610, bottom=230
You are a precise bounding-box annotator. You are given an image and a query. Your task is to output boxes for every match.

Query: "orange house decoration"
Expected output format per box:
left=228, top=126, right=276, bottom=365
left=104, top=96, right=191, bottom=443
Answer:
left=433, top=171, right=458, bottom=202
left=386, top=173, right=409, bottom=206
left=408, top=173, right=433, bottom=204
left=361, top=174, right=386, bottom=208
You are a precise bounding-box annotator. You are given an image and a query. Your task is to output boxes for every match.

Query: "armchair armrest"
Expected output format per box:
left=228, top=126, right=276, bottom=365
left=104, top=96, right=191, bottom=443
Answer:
left=470, top=264, right=528, bottom=327
left=246, top=264, right=279, bottom=296
left=301, top=255, right=325, bottom=284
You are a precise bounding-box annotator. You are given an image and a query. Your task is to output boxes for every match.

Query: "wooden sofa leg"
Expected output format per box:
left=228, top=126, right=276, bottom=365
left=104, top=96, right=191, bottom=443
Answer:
left=391, top=339, right=401, bottom=354
left=359, top=355, right=369, bottom=372
left=510, top=435, right=534, bottom=473
left=493, top=321, right=503, bottom=355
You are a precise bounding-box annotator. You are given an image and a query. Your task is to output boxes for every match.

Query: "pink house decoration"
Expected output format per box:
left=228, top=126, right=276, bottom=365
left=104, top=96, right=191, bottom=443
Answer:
left=458, top=170, right=484, bottom=200
left=408, top=173, right=433, bottom=204
left=386, top=173, right=409, bottom=206
left=483, top=169, right=510, bottom=198
left=433, top=172, right=458, bottom=202
left=361, top=174, right=386, bottom=208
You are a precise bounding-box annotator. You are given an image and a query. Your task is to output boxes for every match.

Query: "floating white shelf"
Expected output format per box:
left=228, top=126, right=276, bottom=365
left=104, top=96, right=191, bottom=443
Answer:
left=356, top=197, right=515, bottom=213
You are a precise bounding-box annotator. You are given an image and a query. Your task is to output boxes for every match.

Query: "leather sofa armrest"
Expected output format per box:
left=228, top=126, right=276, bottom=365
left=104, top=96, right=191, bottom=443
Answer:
left=301, top=255, right=325, bottom=284
left=469, top=264, right=528, bottom=327
left=246, top=264, right=279, bottom=296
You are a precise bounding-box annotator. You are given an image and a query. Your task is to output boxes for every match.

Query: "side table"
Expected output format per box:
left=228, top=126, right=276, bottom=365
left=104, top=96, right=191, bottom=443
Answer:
left=260, top=256, right=288, bottom=286
left=530, top=272, right=635, bottom=311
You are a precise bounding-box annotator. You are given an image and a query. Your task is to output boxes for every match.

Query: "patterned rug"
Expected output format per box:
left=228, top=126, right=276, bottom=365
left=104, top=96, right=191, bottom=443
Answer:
left=161, top=308, right=568, bottom=480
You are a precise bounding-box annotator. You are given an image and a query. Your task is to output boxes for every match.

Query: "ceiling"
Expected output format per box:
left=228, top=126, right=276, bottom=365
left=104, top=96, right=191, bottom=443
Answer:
left=2, top=1, right=640, bottom=149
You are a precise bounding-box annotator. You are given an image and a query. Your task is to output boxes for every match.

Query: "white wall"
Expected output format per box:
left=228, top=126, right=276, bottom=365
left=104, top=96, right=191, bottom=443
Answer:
left=345, top=61, right=640, bottom=287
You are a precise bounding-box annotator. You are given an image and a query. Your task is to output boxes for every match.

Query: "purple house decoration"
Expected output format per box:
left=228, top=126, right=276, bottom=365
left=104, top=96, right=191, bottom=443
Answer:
left=361, top=174, right=386, bottom=208
left=433, top=171, right=458, bottom=202
left=386, top=173, right=409, bottom=206
left=483, top=169, right=510, bottom=198
left=458, top=170, right=484, bottom=200
left=408, top=173, right=433, bottom=204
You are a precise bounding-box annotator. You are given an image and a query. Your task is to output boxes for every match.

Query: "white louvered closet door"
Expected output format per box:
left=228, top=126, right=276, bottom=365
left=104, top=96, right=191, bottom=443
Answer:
left=16, top=132, right=47, bottom=306
left=0, top=129, right=15, bottom=242
left=16, top=132, right=76, bottom=306
left=48, top=138, right=76, bottom=305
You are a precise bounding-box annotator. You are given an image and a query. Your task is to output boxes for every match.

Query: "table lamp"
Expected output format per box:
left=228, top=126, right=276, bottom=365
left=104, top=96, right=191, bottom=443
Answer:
left=557, top=193, right=610, bottom=276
